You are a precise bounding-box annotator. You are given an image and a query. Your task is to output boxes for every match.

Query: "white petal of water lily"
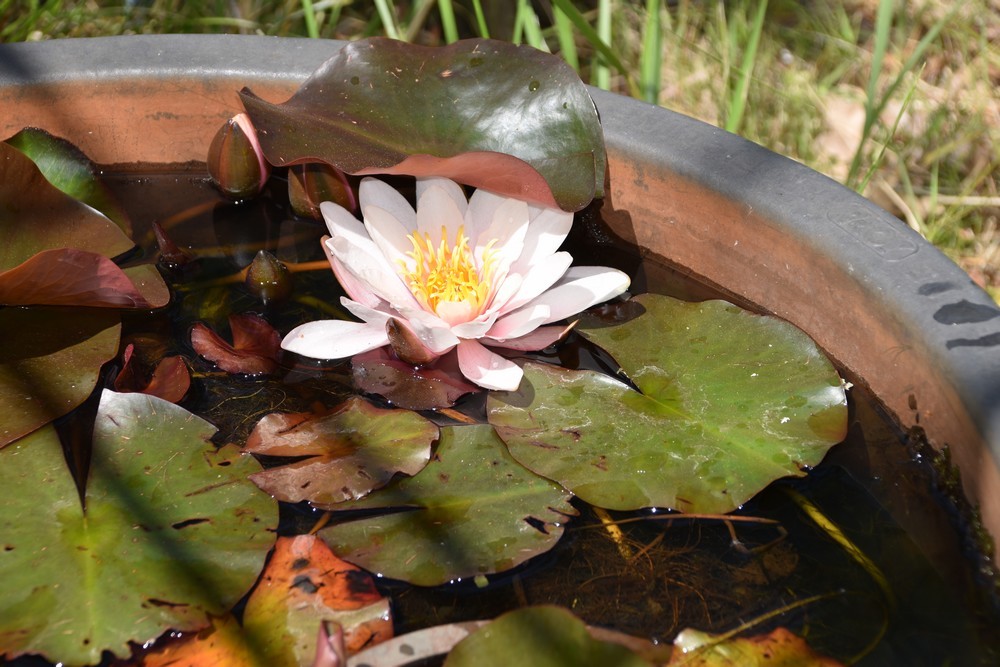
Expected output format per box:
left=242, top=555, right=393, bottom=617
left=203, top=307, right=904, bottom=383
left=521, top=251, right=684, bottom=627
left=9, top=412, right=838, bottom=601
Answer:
left=482, top=272, right=522, bottom=317
left=456, top=338, right=524, bottom=391
left=282, top=319, right=389, bottom=359
left=417, top=177, right=468, bottom=221
left=395, top=305, right=461, bottom=353
left=486, top=302, right=551, bottom=340
left=451, top=311, right=499, bottom=339
left=321, top=200, right=367, bottom=239
left=435, top=299, right=477, bottom=327
left=500, top=251, right=573, bottom=313
left=340, top=297, right=394, bottom=326
left=474, top=197, right=530, bottom=273
left=322, top=205, right=405, bottom=291
left=483, top=324, right=571, bottom=351
left=416, top=180, right=466, bottom=242
left=508, top=206, right=574, bottom=276
left=362, top=203, right=417, bottom=274
left=360, top=177, right=416, bottom=232
left=321, top=237, right=383, bottom=310
left=465, top=188, right=506, bottom=244
left=329, top=235, right=421, bottom=311
left=517, top=266, right=631, bottom=325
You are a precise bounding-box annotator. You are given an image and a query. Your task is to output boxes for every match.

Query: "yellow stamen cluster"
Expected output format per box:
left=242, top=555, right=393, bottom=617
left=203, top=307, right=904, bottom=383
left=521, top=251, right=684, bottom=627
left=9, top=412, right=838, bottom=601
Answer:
left=401, top=225, right=497, bottom=315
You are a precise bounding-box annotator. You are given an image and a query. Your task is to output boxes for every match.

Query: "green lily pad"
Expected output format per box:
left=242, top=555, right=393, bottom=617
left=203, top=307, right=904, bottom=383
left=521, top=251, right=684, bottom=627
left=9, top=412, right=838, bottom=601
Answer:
left=487, top=294, right=847, bottom=513
left=0, top=307, right=120, bottom=448
left=245, top=397, right=438, bottom=506
left=319, top=424, right=576, bottom=586
left=5, top=127, right=131, bottom=232
left=240, top=37, right=605, bottom=212
left=0, top=389, right=277, bottom=665
left=443, top=606, right=652, bottom=667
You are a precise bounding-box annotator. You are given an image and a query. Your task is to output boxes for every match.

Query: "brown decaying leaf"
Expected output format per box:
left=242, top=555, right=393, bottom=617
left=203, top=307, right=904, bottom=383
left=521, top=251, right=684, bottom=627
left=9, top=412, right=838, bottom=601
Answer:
left=244, top=397, right=437, bottom=505
left=352, top=347, right=478, bottom=410
left=134, top=536, right=390, bottom=667
left=114, top=343, right=191, bottom=404
left=244, top=534, right=392, bottom=655
left=133, top=616, right=256, bottom=667
left=0, top=247, right=153, bottom=307
left=190, top=312, right=280, bottom=375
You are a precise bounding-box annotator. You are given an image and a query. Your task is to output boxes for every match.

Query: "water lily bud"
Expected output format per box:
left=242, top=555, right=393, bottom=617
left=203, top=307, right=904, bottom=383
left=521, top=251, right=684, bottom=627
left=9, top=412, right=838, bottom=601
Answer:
left=208, top=113, right=270, bottom=200
left=245, top=249, right=291, bottom=305
left=151, top=221, right=191, bottom=267
left=288, top=162, right=356, bottom=219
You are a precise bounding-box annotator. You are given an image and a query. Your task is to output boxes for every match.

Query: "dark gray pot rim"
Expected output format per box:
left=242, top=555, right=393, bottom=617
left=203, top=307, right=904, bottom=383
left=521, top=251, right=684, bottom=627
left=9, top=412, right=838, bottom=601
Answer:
left=1, top=34, right=998, bottom=549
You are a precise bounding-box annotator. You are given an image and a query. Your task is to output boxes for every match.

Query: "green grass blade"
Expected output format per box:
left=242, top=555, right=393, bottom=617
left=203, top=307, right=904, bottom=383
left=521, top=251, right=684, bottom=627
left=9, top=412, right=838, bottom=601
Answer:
left=299, top=0, right=319, bottom=39
left=437, top=0, right=458, bottom=43
left=594, top=0, right=612, bottom=90
left=640, top=0, right=662, bottom=104
left=470, top=0, right=490, bottom=38
left=549, top=0, right=637, bottom=95
left=517, top=0, right=548, bottom=51
left=847, top=1, right=958, bottom=188
left=724, top=0, right=768, bottom=134
left=553, top=3, right=579, bottom=71
left=373, top=0, right=401, bottom=40
left=856, top=63, right=924, bottom=195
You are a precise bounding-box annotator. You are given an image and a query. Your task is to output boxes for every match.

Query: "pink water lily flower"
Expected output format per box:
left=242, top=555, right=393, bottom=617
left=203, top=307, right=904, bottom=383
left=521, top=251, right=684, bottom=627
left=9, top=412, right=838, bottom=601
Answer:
left=282, top=177, right=631, bottom=391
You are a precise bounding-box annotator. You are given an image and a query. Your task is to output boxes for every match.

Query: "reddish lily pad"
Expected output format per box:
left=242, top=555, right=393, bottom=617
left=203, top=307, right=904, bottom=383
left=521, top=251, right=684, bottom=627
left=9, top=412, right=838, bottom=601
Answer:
left=319, top=424, right=576, bottom=586
left=0, top=141, right=168, bottom=309
left=0, top=248, right=160, bottom=307
left=245, top=397, right=437, bottom=505
left=191, top=313, right=281, bottom=375
left=5, top=127, right=131, bottom=232
left=114, top=343, right=191, bottom=404
left=352, top=347, right=479, bottom=410
left=0, top=307, right=120, bottom=448
left=0, top=141, right=134, bottom=267
left=239, top=37, right=605, bottom=212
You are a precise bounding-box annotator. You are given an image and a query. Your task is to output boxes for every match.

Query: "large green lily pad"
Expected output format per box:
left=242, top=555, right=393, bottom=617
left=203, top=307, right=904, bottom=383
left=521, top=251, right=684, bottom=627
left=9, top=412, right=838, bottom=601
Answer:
left=0, top=307, right=120, bottom=448
left=240, top=37, right=605, bottom=212
left=487, top=294, right=847, bottom=513
left=319, top=424, right=576, bottom=586
left=0, top=390, right=277, bottom=665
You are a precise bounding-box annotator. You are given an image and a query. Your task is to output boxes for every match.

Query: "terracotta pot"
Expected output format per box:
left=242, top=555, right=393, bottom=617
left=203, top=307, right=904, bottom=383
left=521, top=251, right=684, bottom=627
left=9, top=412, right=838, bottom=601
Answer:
left=1, top=34, right=998, bottom=558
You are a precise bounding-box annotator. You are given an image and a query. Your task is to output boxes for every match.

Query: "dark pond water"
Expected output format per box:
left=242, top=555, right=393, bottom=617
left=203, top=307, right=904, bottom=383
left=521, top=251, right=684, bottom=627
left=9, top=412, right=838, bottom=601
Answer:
left=14, top=167, right=999, bottom=665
